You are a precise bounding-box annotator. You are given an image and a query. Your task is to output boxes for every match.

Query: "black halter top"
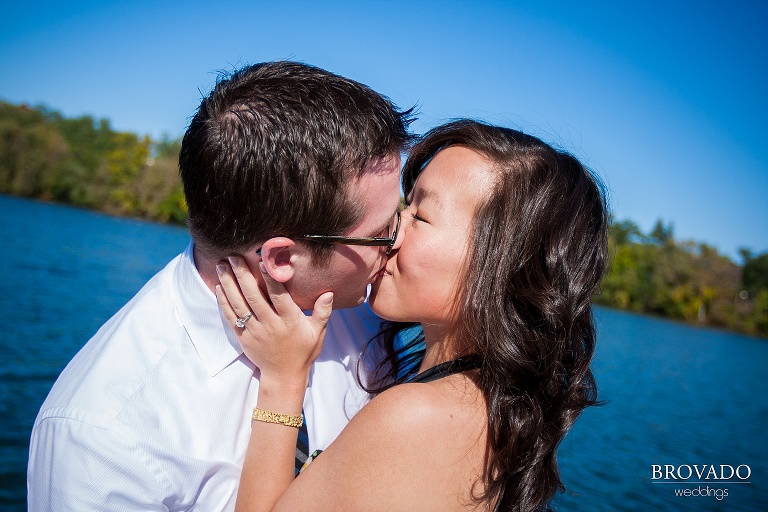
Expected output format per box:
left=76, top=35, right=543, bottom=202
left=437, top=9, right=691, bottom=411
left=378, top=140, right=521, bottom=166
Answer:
left=408, top=355, right=482, bottom=383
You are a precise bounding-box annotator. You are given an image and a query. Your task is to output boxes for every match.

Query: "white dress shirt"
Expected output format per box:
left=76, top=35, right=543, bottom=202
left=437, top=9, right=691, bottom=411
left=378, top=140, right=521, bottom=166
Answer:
left=28, top=242, right=380, bottom=511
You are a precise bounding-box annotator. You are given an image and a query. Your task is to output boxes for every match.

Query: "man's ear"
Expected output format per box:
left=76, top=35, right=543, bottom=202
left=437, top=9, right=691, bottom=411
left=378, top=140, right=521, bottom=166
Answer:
left=259, top=237, right=298, bottom=283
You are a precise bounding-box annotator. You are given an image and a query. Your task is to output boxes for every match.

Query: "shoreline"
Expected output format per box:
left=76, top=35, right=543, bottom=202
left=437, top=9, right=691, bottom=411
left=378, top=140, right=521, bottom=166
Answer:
left=2, top=192, right=765, bottom=340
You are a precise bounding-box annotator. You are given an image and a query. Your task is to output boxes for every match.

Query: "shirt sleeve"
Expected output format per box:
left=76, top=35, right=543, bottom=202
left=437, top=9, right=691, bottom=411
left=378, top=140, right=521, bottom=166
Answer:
left=28, top=415, right=170, bottom=511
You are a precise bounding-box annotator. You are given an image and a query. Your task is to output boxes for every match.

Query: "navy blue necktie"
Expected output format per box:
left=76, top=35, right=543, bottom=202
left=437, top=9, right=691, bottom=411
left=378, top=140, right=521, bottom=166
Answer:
left=295, top=410, right=309, bottom=475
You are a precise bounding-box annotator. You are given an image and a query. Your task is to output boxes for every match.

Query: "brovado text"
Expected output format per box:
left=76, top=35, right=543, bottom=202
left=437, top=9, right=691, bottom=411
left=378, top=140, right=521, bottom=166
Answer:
left=652, top=464, right=751, bottom=481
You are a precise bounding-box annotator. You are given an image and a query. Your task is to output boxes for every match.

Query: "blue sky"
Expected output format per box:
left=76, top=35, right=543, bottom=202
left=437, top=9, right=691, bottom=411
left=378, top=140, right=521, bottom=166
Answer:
left=1, top=0, right=766, bottom=259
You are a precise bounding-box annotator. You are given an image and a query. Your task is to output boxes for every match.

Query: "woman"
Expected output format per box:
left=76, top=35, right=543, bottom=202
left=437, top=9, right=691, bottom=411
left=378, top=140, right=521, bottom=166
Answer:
left=216, top=120, right=609, bottom=511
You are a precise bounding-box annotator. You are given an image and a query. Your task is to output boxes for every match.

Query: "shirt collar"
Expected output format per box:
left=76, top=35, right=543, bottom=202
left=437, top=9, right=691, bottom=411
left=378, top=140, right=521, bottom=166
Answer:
left=172, top=242, right=245, bottom=376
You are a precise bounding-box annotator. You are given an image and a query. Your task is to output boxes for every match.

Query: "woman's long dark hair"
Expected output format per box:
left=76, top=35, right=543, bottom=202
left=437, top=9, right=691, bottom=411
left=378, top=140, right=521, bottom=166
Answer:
left=362, top=120, right=609, bottom=512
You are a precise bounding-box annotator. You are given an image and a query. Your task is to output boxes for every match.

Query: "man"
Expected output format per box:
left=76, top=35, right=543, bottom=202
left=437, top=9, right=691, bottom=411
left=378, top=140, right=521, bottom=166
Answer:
left=28, top=61, right=412, bottom=510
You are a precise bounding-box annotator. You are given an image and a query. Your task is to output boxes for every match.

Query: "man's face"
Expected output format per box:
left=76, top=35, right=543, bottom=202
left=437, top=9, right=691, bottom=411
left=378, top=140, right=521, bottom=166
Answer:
left=285, top=154, right=402, bottom=310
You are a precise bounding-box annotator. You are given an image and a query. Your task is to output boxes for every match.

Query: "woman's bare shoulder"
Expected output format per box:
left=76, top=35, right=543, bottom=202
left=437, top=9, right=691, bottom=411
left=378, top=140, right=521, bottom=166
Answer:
left=278, top=380, right=486, bottom=511
left=363, top=383, right=443, bottom=425
left=339, top=379, right=486, bottom=465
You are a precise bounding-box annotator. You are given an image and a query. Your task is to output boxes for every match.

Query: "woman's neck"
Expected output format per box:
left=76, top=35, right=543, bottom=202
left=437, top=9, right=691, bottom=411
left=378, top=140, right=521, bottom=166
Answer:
left=419, top=323, right=473, bottom=372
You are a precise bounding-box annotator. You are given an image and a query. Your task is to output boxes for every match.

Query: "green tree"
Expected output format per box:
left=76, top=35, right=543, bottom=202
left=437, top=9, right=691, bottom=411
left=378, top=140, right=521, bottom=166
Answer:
left=649, top=218, right=674, bottom=246
left=154, top=134, right=182, bottom=160
left=96, top=132, right=151, bottom=214
left=0, top=103, right=71, bottom=198
left=743, top=252, right=768, bottom=294
left=609, top=217, right=645, bottom=245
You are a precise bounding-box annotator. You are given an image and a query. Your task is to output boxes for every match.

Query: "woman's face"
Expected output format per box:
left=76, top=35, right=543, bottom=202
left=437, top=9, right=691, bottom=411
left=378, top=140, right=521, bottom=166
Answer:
left=369, top=145, right=495, bottom=326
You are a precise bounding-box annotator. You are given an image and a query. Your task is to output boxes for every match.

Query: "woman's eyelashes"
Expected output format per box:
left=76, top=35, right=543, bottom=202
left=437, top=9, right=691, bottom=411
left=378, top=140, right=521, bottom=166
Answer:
left=410, top=211, right=427, bottom=223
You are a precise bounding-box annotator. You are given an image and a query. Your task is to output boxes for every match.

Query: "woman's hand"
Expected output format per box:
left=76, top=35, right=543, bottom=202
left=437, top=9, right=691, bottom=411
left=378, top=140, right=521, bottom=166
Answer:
left=215, top=255, right=333, bottom=389
left=217, top=256, right=333, bottom=512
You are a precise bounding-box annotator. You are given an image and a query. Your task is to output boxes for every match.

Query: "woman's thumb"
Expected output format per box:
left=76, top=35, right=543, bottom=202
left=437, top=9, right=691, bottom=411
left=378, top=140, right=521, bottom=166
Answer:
left=311, top=292, right=334, bottom=328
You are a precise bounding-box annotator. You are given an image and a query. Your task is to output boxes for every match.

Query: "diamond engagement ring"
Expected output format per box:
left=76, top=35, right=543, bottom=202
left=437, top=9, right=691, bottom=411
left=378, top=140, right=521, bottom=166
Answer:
left=235, top=312, right=252, bottom=328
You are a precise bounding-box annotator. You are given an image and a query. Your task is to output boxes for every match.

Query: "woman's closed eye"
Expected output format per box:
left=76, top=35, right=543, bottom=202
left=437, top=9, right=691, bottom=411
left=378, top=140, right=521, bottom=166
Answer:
left=411, top=212, right=427, bottom=223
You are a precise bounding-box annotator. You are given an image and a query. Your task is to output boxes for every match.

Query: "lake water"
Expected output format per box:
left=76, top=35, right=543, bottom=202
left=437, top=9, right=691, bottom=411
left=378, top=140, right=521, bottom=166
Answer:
left=1, top=194, right=766, bottom=511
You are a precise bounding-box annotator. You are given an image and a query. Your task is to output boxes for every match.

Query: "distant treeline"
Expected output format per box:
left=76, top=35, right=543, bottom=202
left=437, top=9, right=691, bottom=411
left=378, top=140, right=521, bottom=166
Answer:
left=1, top=101, right=767, bottom=337
left=597, top=220, right=768, bottom=336
left=0, top=101, right=186, bottom=223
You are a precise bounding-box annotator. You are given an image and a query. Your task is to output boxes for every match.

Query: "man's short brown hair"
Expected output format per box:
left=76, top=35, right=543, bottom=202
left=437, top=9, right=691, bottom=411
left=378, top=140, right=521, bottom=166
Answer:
left=179, top=61, right=414, bottom=260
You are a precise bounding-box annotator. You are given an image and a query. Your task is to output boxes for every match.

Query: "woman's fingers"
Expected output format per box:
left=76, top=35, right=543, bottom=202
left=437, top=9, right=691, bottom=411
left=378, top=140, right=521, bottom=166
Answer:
left=215, top=284, right=243, bottom=328
left=221, top=256, right=276, bottom=321
left=215, top=255, right=332, bottom=379
left=256, top=261, right=300, bottom=317
left=216, top=260, right=257, bottom=324
left=215, top=283, right=234, bottom=320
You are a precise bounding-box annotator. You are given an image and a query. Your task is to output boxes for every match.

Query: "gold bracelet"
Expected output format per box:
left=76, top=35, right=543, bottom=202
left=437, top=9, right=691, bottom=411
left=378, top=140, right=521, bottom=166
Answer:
left=252, top=407, right=304, bottom=428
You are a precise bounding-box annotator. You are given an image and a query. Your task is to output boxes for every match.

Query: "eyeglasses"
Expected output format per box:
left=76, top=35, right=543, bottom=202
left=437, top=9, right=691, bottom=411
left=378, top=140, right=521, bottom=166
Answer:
left=300, top=210, right=401, bottom=255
